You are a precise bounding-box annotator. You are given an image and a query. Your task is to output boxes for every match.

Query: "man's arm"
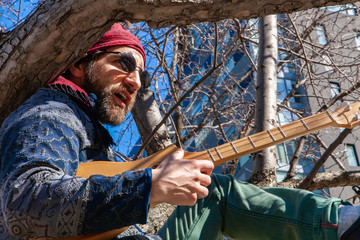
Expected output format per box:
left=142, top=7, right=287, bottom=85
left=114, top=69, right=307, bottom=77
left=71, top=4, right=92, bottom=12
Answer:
left=0, top=95, right=151, bottom=239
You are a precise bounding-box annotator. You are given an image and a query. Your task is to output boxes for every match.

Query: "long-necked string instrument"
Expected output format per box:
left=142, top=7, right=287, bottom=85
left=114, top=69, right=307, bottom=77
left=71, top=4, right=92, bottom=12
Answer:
left=39, top=102, right=360, bottom=240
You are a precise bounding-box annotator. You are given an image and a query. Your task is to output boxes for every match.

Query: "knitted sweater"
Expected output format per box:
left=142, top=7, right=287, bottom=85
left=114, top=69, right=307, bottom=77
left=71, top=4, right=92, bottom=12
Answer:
left=0, top=77, right=152, bottom=239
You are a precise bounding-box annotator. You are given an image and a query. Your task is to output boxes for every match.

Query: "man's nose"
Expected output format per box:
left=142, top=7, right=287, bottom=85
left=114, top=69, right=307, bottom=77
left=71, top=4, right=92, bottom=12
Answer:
left=123, top=71, right=141, bottom=92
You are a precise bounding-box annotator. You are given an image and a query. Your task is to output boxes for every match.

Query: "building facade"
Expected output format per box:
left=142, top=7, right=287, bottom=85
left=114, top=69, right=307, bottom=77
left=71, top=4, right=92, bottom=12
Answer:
left=175, top=4, right=360, bottom=201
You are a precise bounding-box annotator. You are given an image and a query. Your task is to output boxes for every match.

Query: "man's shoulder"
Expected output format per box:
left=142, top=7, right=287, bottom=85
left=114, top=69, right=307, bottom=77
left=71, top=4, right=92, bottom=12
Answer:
left=15, top=87, right=83, bottom=117
left=1, top=87, right=89, bottom=136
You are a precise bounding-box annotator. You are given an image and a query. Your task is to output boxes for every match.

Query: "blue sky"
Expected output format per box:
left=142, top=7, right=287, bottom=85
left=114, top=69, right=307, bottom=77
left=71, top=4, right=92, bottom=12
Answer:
left=0, top=0, right=41, bottom=32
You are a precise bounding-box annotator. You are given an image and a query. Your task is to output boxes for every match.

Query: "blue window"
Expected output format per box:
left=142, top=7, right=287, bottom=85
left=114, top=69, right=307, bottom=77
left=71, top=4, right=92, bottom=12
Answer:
left=355, top=32, right=360, bottom=51
left=330, top=82, right=340, bottom=98
left=316, top=26, right=328, bottom=45
left=346, top=144, right=359, bottom=167
left=277, top=78, right=302, bottom=104
left=322, top=55, right=333, bottom=72
left=327, top=4, right=357, bottom=15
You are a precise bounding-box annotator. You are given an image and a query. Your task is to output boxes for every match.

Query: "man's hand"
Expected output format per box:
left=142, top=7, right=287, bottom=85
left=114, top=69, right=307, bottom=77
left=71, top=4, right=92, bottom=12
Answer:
left=150, top=148, right=214, bottom=206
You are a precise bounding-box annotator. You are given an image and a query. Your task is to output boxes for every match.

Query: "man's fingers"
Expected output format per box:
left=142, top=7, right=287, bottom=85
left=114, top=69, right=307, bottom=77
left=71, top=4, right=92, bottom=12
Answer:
left=189, top=173, right=211, bottom=198
left=196, top=186, right=209, bottom=199
left=173, top=148, right=185, bottom=159
left=192, top=160, right=214, bottom=175
left=189, top=193, right=198, bottom=205
left=200, top=165, right=214, bottom=176
left=188, top=184, right=209, bottom=200
left=199, top=174, right=212, bottom=187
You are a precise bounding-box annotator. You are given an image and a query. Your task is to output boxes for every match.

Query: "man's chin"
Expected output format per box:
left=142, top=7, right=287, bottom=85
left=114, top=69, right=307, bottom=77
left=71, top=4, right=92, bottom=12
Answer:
left=97, top=93, right=135, bottom=126
left=100, top=108, right=127, bottom=126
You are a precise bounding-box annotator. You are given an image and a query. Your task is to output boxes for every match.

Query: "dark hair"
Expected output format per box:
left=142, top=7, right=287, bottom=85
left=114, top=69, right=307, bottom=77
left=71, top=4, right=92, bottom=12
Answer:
left=62, top=51, right=104, bottom=79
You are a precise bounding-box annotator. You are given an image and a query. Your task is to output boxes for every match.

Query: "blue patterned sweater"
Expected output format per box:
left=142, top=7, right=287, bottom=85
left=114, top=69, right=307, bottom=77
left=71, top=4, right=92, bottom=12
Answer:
left=0, top=77, right=152, bottom=239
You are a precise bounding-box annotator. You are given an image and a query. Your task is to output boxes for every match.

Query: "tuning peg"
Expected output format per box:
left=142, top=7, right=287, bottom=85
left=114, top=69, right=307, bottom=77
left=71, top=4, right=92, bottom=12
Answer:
left=341, top=101, right=351, bottom=111
left=354, top=114, right=359, bottom=121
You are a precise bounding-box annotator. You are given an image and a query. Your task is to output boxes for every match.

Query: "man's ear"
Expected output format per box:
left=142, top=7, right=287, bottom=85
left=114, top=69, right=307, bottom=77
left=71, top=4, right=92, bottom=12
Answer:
left=69, top=63, right=85, bottom=79
left=68, top=63, right=86, bottom=87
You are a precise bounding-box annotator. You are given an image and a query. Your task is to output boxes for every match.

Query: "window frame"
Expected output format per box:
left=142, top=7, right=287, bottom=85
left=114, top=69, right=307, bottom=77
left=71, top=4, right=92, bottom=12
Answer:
left=345, top=144, right=360, bottom=167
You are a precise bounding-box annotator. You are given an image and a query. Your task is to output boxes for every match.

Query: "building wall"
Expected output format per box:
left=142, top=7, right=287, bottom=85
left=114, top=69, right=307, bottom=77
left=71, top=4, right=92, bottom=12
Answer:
left=297, top=4, right=360, bottom=201
left=175, top=5, right=360, bottom=201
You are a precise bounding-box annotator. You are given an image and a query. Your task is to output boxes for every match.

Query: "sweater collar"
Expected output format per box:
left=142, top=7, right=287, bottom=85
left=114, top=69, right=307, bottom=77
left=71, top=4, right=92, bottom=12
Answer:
left=48, top=76, right=94, bottom=107
left=48, top=76, right=114, bottom=147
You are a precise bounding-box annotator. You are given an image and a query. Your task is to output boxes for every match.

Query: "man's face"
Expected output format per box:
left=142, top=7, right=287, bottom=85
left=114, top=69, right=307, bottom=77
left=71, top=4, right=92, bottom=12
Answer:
left=84, top=46, right=144, bottom=125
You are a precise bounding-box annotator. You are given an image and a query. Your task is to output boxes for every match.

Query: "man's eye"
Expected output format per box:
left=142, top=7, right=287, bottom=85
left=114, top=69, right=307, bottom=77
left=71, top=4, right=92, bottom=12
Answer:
left=118, top=54, right=137, bottom=73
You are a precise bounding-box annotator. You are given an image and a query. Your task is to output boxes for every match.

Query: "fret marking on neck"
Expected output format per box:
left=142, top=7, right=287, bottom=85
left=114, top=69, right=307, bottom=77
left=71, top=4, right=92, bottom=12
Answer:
left=207, top=149, right=216, bottom=162
left=267, top=130, right=276, bottom=141
left=300, top=119, right=310, bottom=130
left=278, top=126, right=287, bottom=138
left=326, top=110, right=336, bottom=121
left=215, top=147, right=223, bottom=159
left=247, top=136, right=256, bottom=148
left=230, top=142, right=239, bottom=154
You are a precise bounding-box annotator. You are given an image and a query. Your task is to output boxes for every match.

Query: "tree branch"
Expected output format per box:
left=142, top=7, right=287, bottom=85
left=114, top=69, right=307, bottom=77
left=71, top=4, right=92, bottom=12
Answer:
left=1, top=0, right=356, bottom=124
left=279, top=170, right=360, bottom=192
left=134, top=61, right=224, bottom=159
left=298, top=128, right=352, bottom=189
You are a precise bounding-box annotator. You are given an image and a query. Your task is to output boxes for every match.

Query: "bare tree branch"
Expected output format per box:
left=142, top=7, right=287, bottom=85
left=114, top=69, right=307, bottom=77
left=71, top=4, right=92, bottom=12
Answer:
left=134, top=61, right=224, bottom=159
left=298, top=128, right=352, bottom=189
left=1, top=0, right=357, bottom=124
left=279, top=170, right=360, bottom=192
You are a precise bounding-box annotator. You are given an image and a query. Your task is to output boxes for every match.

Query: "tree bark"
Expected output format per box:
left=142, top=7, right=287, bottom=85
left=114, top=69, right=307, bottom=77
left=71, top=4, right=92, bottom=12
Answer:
left=0, top=0, right=357, bottom=124
left=131, top=88, right=173, bottom=156
left=250, top=15, right=278, bottom=187
left=131, top=87, right=174, bottom=234
left=279, top=170, right=360, bottom=192
left=284, top=136, right=307, bottom=181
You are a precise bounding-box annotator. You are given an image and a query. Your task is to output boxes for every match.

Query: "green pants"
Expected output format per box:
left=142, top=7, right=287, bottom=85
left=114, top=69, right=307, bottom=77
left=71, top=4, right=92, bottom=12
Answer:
left=158, top=174, right=346, bottom=240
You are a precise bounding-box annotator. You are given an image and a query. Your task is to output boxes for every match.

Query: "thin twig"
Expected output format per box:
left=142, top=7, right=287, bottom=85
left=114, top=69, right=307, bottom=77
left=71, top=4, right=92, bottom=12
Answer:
left=299, top=128, right=352, bottom=189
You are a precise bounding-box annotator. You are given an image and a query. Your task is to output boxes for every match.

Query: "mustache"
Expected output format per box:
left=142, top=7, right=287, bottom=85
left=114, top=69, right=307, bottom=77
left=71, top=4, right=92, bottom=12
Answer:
left=100, top=83, right=135, bottom=97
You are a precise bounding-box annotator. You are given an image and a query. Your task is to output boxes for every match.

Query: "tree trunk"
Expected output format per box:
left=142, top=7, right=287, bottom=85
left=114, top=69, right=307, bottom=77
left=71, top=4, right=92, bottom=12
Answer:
left=131, top=87, right=174, bottom=235
left=170, top=27, right=185, bottom=148
left=131, top=88, right=173, bottom=156
left=0, top=0, right=355, bottom=125
left=250, top=15, right=278, bottom=187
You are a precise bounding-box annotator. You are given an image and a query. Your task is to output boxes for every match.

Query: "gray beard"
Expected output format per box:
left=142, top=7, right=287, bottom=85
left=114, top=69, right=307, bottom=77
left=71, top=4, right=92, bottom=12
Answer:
left=96, top=89, right=129, bottom=126
left=84, top=63, right=133, bottom=126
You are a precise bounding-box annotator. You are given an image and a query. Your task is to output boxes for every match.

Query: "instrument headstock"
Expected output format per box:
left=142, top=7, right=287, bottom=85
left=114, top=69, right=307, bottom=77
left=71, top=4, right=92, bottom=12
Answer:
left=331, top=102, right=360, bottom=129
